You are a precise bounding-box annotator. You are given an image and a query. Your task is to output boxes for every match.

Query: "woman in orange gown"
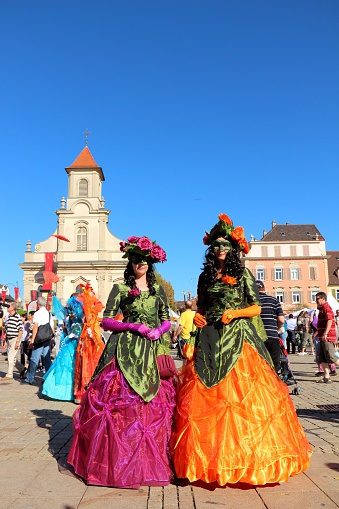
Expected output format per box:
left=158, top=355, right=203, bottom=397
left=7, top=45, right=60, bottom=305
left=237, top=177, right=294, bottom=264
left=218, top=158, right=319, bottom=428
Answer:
left=170, top=214, right=312, bottom=486
left=73, top=283, right=105, bottom=403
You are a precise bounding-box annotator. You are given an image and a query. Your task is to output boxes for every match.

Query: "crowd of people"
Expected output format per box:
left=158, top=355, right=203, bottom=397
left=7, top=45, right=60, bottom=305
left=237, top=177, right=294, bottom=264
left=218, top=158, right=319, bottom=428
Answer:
left=5, top=213, right=335, bottom=489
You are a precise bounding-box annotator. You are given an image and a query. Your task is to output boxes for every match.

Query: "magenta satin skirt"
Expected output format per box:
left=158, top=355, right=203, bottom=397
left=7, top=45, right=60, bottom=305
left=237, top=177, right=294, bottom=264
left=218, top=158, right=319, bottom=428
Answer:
left=67, top=358, right=176, bottom=489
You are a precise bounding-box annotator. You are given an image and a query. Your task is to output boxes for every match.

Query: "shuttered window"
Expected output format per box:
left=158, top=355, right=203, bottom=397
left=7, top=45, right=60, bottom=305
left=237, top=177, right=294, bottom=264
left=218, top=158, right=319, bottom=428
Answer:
left=274, top=246, right=281, bottom=257
left=309, top=266, right=318, bottom=280
left=79, top=179, right=88, bottom=197
left=290, top=245, right=297, bottom=256
left=303, top=245, right=310, bottom=256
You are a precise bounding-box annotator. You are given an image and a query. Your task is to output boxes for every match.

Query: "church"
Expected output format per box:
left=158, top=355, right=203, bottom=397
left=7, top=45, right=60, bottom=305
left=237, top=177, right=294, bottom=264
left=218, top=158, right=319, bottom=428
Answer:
left=19, top=146, right=126, bottom=307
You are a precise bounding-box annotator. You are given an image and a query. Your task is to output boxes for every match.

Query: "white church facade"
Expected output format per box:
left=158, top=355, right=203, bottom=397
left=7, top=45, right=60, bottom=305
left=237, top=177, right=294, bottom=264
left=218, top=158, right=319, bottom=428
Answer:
left=19, top=146, right=126, bottom=306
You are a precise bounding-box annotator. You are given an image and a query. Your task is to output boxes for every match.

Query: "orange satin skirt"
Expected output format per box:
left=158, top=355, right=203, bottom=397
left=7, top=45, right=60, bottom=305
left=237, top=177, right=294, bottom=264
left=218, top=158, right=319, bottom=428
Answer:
left=170, top=341, right=312, bottom=485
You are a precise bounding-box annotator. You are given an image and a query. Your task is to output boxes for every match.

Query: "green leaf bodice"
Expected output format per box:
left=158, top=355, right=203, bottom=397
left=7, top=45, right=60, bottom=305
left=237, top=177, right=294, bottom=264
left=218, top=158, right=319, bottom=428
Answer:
left=92, top=283, right=170, bottom=402
left=194, top=268, right=273, bottom=388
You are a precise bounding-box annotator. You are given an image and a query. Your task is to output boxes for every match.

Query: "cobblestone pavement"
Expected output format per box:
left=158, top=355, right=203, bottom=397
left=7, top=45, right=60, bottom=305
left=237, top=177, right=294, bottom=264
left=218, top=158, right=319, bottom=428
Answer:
left=0, top=350, right=339, bottom=508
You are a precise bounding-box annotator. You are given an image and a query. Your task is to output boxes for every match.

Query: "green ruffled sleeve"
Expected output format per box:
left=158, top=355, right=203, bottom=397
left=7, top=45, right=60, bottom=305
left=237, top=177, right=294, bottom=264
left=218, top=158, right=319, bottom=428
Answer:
left=156, top=285, right=171, bottom=352
left=157, top=285, right=170, bottom=322
left=243, top=268, right=260, bottom=306
left=103, top=284, right=122, bottom=318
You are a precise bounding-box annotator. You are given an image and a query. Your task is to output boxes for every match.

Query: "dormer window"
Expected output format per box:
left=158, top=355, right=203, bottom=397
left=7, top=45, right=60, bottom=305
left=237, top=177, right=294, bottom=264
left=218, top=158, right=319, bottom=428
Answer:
left=79, top=179, right=88, bottom=197
left=281, top=232, right=285, bottom=236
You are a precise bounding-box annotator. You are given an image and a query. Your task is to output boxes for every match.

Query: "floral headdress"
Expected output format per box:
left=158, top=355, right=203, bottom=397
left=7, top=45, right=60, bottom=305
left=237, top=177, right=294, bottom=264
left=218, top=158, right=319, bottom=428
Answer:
left=202, top=213, right=250, bottom=254
left=119, top=236, right=167, bottom=264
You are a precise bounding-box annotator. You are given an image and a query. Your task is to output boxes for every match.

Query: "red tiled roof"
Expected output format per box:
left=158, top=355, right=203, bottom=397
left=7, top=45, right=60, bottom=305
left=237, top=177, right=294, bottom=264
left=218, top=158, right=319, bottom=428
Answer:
left=68, top=147, right=100, bottom=168
left=327, top=251, right=339, bottom=285
left=262, top=224, right=324, bottom=242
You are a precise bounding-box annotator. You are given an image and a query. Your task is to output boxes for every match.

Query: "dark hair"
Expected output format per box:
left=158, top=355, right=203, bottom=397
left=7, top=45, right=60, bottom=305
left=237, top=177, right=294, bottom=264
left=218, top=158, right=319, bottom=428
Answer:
left=201, top=239, right=244, bottom=289
left=315, top=291, right=327, bottom=301
left=124, top=260, right=156, bottom=296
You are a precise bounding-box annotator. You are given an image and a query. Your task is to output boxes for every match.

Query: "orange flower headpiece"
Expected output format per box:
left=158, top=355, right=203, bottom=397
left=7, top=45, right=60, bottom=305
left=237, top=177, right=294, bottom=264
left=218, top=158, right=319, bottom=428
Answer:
left=203, top=213, right=250, bottom=254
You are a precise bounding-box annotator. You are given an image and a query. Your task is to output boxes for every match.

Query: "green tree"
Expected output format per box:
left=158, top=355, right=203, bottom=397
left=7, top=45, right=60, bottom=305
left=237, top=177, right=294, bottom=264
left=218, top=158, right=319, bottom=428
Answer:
left=154, top=271, right=176, bottom=310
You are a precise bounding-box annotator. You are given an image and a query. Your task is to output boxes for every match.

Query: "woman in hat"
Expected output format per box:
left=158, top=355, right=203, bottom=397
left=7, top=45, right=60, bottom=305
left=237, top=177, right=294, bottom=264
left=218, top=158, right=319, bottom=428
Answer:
left=68, top=236, right=176, bottom=489
left=171, top=214, right=311, bottom=486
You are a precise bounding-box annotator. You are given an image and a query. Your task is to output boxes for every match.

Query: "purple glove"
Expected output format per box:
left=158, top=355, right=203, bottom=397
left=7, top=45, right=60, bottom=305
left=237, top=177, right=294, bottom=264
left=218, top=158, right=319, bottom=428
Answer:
left=102, top=318, right=150, bottom=337
left=146, top=320, right=171, bottom=341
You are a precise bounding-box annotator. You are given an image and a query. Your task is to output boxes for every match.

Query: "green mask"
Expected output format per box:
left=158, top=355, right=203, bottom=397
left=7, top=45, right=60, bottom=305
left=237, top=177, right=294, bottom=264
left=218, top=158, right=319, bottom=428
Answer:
left=212, top=240, right=232, bottom=251
left=130, top=255, right=149, bottom=266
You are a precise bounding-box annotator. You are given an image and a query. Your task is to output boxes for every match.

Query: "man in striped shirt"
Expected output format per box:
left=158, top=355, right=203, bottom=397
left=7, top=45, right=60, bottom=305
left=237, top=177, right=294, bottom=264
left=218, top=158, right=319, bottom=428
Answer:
left=1, top=302, right=23, bottom=380
left=256, top=280, right=285, bottom=374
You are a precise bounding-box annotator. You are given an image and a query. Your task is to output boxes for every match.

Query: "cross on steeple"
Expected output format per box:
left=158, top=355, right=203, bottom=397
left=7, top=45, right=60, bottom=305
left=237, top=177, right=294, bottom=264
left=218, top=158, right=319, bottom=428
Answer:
left=84, top=129, right=91, bottom=146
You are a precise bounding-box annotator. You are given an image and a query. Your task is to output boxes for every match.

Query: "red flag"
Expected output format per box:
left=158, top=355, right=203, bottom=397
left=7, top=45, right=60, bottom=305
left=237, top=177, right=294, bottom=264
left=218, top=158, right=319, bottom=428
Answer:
left=31, top=290, right=37, bottom=301
left=1, top=290, right=6, bottom=303
left=51, top=234, right=70, bottom=242
left=45, top=252, right=54, bottom=272
left=14, top=287, right=19, bottom=300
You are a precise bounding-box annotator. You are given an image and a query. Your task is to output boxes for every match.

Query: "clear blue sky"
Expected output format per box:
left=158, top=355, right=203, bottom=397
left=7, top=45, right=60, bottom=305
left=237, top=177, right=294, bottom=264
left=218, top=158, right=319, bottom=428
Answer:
left=1, top=0, right=338, bottom=300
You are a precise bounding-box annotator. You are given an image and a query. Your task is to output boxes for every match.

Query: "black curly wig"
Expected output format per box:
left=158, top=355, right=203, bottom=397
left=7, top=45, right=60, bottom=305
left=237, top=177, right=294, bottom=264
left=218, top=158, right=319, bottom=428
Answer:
left=124, top=260, right=156, bottom=296
left=201, top=236, right=244, bottom=288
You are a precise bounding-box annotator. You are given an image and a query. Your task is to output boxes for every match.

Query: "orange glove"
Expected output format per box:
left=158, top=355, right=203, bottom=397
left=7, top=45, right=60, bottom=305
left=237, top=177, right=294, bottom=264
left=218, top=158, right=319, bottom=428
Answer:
left=193, top=312, right=207, bottom=328
left=221, top=305, right=261, bottom=325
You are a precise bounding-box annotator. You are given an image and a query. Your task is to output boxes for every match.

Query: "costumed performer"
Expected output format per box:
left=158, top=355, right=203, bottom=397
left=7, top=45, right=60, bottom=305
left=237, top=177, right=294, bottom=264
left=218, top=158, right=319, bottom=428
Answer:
left=170, top=214, right=312, bottom=486
left=42, top=322, right=82, bottom=401
left=73, top=284, right=105, bottom=404
left=67, top=236, right=176, bottom=488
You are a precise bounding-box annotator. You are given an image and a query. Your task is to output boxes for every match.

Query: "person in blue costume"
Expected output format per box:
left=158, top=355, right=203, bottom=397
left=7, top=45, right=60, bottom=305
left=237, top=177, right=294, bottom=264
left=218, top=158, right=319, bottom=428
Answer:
left=42, top=322, right=83, bottom=401
left=65, top=294, right=84, bottom=334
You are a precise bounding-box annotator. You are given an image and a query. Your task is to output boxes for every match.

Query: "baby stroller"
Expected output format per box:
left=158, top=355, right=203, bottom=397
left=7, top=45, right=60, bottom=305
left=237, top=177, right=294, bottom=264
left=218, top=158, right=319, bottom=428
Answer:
left=278, top=337, right=301, bottom=395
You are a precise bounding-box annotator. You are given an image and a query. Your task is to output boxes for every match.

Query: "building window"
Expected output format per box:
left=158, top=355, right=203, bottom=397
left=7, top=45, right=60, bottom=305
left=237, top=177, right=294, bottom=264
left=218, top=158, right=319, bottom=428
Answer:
left=292, top=291, right=301, bottom=304
left=303, top=245, right=310, bottom=256
left=79, top=179, right=88, bottom=197
left=274, top=268, right=283, bottom=280
left=256, top=268, right=265, bottom=281
left=290, top=267, right=300, bottom=280
left=290, top=246, right=297, bottom=256
left=274, top=246, right=281, bottom=257
left=261, top=246, right=268, bottom=257
left=309, top=266, right=318, bottom=280
left=276, top=291, right=284, bottom=303
left=336, top=289, right=339, bottom=301
left=311, top=290, right=318, bottom=303
left=76, top=227, right=87, bottom=251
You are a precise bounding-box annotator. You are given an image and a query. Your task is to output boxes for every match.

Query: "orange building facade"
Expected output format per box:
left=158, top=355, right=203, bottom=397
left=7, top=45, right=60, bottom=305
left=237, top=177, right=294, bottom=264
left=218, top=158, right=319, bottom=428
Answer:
left=244, top=222, right=329, bottom=313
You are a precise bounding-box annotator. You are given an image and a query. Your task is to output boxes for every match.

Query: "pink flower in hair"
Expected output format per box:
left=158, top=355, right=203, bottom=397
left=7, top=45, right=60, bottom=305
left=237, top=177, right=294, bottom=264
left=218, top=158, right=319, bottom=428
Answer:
left=151, top=245, right=167, bottom=262
left=119, top=241, right=126, bottom=252
left=127, top=236, right=140, bottom=244
left=137, top=236, right=153, bottom=251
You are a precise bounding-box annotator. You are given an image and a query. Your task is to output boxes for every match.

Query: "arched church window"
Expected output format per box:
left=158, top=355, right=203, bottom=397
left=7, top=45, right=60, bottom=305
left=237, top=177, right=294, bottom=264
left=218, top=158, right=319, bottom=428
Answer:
left=79, top=179, right=88, bottom=197
left=76, top=227, right=87, bottom=251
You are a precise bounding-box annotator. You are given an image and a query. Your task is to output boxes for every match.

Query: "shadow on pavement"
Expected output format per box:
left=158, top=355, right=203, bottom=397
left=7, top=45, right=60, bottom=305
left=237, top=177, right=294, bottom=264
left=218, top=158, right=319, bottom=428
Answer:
left=30, top=407, right=73, bottom=458
left=325, top=462, right=339, bottom=472
left=297, top=408, right=339, bottom=424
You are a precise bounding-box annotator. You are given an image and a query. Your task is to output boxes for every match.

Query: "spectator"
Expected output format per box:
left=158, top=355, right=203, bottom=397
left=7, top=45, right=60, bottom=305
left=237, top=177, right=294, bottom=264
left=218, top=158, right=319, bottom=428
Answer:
left=315, top=292, right=339, bottom=384
left=172, top=300, right=196, bottom=359
left=255, top=280, right=284, bottom=374
left=24, top=297, right=55, bottom=385
left=1, top=302, right=23, bottom=381
left=297, top=310, right=312, bottom=355
left=286, top=314, right=297, bottom=354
